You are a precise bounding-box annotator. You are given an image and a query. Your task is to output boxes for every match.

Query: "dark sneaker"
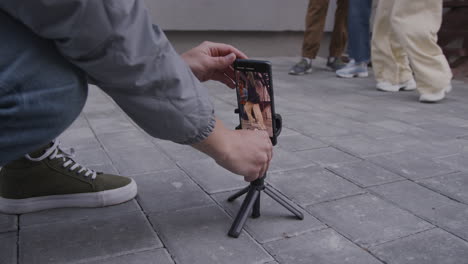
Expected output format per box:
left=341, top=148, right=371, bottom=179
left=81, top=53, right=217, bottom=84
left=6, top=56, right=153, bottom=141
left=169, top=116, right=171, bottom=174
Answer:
left=326, top=57, right=346, bottom=71
left=289, top=58, right=312, bottom=75
left=0, top=141, right=137, bottom=214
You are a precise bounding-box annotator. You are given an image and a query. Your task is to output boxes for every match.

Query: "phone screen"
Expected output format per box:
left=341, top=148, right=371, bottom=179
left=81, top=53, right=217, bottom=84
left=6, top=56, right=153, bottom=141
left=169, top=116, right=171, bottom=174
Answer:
left=235, top=69, right=274, bottom=137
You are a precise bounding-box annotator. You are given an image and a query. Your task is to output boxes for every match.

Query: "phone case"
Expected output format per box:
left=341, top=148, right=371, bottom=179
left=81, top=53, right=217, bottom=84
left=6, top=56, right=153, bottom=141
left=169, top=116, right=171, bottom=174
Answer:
left=233, top=59, right=278, bottom=145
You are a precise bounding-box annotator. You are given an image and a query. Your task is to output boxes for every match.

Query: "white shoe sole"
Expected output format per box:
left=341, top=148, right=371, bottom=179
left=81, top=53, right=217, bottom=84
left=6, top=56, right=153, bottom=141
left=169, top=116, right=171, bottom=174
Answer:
left=0, top=179, right=137, bottom=214
left=419, top=85, right=452, bottom=103
left=377, top=79, right=417, bottom=92
left=377, top=86, right=401, bottom=92
left=337, top=72, right=369, bottom=78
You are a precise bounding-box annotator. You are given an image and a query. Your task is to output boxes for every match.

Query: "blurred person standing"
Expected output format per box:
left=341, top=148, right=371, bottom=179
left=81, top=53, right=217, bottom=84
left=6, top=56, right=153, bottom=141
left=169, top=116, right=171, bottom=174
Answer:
left=371, top=0, right=452, bottom=103
left=336, top=0, right=372, bottom=78
left=289, top=0, right=349, bottom=75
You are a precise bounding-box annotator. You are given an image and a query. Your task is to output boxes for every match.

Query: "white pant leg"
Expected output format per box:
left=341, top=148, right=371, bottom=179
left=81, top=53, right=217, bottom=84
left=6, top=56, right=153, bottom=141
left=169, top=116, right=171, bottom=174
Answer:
left=371, top=0, right=413, bottom=85
left=391, top=0, right=452, bottom=94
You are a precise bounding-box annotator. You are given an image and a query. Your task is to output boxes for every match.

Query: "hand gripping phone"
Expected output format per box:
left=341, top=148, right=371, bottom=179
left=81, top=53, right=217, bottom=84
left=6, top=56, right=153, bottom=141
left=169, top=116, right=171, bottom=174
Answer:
left=233, top=59, right=279, bottom=145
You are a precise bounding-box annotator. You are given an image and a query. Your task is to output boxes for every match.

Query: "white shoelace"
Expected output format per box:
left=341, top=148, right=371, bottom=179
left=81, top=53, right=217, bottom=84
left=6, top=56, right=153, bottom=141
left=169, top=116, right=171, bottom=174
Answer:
left=25, top=141, right=97, bottom=180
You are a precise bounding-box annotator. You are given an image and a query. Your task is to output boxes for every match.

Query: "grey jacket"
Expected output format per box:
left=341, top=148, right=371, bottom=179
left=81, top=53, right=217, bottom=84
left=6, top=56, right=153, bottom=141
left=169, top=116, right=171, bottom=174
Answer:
left=0, top=0, right=215, bottom=144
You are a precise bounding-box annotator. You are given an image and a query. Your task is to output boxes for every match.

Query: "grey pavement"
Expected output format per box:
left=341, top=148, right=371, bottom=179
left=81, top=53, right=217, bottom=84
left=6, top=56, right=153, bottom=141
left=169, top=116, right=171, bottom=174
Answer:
left=2, top=56, right=468, bottom=264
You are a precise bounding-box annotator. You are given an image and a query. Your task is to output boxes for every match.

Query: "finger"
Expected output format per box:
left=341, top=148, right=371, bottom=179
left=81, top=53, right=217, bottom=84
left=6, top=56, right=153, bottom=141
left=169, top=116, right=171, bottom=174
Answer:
left=224, top=66, right=236, bottom=80
left=211, top=53, right=237, bottom=71
left=258, top=153, right=269, bottom=179
left=264, top=142, right=273, bottom=173
left=244, top=173, right=256, bottom=182
left=207, top=42, right=248, bottom=59
left=212, top=72, right=235, bottom=88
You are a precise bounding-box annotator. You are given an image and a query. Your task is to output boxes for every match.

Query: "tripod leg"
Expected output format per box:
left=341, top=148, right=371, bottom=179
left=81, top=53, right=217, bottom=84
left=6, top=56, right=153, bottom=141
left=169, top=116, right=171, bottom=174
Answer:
left=227, top=186, right=250, bottom=202
left=228, top=188, right=260, bottom=238
left=264, top=186, right=304, bottom=220
left=252, top=192, right=261, bottom=218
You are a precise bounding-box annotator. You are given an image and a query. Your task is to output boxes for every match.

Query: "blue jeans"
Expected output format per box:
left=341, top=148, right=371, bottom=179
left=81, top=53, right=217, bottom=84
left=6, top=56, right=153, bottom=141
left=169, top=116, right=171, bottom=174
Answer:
left=0, top=11, right=88, bottom=166
left=347, top=0, right=372, bottom=63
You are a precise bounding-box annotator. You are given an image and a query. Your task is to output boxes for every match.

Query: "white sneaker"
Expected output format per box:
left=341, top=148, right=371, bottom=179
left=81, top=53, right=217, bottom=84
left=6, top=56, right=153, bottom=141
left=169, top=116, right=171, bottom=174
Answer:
left=376, top=78, right=417, bottom=92
left=401, top=78, right=417, bottom=91
left=419, top=85, right=452, bottom=103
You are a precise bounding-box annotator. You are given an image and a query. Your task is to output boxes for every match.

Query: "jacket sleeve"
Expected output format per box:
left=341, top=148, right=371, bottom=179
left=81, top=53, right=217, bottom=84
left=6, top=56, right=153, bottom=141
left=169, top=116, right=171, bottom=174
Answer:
left=0, top=0, right=215, bottom=145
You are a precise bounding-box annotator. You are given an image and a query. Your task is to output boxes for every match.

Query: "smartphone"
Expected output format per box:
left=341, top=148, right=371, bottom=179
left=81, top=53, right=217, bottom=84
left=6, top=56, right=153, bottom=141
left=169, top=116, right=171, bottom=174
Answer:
left=233, top=59, right=278, bottom=145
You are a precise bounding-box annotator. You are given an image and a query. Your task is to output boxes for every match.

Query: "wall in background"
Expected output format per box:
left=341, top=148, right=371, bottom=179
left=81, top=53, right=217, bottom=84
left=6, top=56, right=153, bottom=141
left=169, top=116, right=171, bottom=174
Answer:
left=144, top=0, right=338, bottom=31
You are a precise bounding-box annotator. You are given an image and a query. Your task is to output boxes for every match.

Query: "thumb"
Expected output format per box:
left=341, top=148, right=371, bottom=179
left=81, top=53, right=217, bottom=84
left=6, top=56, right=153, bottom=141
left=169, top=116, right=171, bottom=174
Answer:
left=216, top=53, right=236, bottom=67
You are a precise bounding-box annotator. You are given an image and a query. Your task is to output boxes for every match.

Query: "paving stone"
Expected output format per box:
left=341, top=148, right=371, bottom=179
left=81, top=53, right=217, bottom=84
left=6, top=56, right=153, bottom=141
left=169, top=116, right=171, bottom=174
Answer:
left=325, top=135, right=403, bottom=157
left=21, top=200, right=139, bottom=227
left=354, top=124, right=402, bottom=140
left=327, top=161, right=404, bottom=187
left=178, top=158, right=247, bottom=194
left=384, top=110, right=435, bottom=126
left=371, top=228, right=468, bottom=264
left=269, top=147, right=317, bottom=172
left=274, top=98, right=315, bottom=114
left=264, top=229, right=382, bottom=264
left=277, top=127, right=301, bottom=137
left=0, top=214, right=17, bottom=233
left=67, top=114, right=89, bottom=130
left=277, top=133, right=328, bottom=152
left=212, top=191, right=326, bottom=243
left=398, top=138, right=468, bottom=159
left=429, top=114, right=468, bottom=128
left=417, top=122, right=468, bottom=138
left=436, top=152, right=468, bottom=172
left=285, top=115, right=355, bottom=138
left=133, top=169, right=213, bottom=214
left=268, top=166, right=364, bottom=206
left=0, top=232, right=16, bottom=264
left=85, top=249, right=174, bottom=264
left=87, top=112, right=137, bottom=135
left=73, top=147, right=111, bottom=166
left=149, top=206, right=273, bottom=264
left=368, top=151, right=456, bottom=180
left=295, top=147, right=361, bottom=167
left=369, top=180, right=468, bottom=241
left=418, top=172, right=468, bottom=204
left=20, top=211, right=162, bottom=264
left=87, top=163, right=119, bottom=175
left=372, top=120, right=442, bottom=140
left=154, top=140, right=208, bottom=162
left=107, top=146, right=177, bottom=175
left=58, top=126, right=100, bottom=151
left=97, top=130, right=154, bottom=152
left=307, top=194, right=433, bottom=247
left=83, top=86, right=118, bottom=115
left=83, top=100, right=118, bottom=115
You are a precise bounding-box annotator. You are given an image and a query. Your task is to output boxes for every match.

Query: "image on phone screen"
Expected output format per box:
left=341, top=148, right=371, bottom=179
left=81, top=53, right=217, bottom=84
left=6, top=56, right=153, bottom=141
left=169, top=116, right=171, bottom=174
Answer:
left=235, top=70, right=273, bottom=137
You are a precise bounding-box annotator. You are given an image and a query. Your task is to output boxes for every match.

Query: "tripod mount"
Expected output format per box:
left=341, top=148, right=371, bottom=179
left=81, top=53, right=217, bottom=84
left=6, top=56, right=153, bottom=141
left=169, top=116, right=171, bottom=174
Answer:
left=227, top=112, right=304, bottom=238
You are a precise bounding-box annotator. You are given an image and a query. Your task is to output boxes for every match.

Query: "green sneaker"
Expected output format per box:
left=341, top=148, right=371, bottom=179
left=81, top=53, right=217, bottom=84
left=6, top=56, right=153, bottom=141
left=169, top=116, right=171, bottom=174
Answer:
left=0, top=141, right=137, bottom=214
left=326, top=57, right=346, bottom=71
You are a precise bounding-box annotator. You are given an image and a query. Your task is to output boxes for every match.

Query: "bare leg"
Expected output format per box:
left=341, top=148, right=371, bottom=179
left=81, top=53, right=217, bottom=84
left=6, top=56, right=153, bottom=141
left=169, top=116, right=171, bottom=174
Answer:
left=252, top=104, right=266, bottom=130
left=243, top=102, right=255, bottom=127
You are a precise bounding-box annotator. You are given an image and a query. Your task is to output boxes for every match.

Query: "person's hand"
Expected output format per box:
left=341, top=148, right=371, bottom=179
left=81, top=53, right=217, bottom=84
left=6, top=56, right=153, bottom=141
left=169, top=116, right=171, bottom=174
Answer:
left=181, top=41, right=248, bottom=89
left=192, top=118, right=273, bottom=182
left=217, top=129, right=273, bottom=182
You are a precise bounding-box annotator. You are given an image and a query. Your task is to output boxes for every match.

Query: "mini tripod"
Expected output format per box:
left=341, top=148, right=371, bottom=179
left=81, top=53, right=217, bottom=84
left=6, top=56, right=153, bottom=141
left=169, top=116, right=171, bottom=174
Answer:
left=227, top=113, right=304, bottom=238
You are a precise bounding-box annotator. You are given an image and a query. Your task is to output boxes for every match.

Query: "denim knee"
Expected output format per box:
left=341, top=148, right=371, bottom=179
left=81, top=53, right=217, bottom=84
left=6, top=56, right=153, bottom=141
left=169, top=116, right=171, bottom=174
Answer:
left=0, top=11, right=88, bottom=164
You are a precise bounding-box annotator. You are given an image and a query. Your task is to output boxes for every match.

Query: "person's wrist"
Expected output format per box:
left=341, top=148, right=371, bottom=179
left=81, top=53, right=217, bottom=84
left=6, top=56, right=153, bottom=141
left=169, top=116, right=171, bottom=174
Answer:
left=192, top=118, right=231, bottom=162
left=211, top=123, right=233, bottom=164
